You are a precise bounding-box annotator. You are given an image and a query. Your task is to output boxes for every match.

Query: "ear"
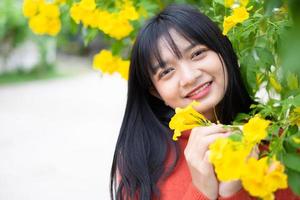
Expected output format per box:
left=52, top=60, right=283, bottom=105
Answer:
left=149, top=86, right=162, bottom=100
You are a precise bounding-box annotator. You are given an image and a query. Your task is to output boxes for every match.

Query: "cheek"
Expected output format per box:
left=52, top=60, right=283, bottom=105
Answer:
left=155, top=82, right=180, bottom=106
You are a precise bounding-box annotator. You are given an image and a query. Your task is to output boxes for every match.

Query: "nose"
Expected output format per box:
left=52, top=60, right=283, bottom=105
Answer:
left=179, top=62, right=201, bottom=87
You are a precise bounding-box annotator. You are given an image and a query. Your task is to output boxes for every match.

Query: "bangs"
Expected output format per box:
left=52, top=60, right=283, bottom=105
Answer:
left=148, top=21, right=195, bottom=75
left=137, top=6, right=221, bottom=77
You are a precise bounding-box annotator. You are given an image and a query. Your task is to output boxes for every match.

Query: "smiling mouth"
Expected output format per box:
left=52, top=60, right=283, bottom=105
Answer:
left=185, top=81, right=213, bottom=98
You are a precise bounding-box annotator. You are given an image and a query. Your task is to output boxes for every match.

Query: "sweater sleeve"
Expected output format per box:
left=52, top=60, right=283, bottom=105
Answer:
left=218, top=188, right=255, bottom=200
left=181, top=183, right=210, bottom=200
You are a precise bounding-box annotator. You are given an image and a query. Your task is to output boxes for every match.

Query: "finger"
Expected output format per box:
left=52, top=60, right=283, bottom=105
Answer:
left=186, top=132, right=230, bottom=160
left=190, top=124, right=227, bottom=141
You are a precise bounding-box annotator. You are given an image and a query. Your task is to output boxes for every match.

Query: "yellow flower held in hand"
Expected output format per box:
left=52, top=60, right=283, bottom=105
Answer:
left=243, top=115, right=271, bottom=144
left=169, top=101, right=211, bottom=141
left=210, top=138, right=251, bottom=181
left=241, top=157, right=287, bottom=199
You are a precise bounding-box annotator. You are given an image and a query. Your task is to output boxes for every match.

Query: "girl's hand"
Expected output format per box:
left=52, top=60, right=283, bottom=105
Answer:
left=219, top=180, right=242, bottom=198
left=184, top=124, right=230, bottom=200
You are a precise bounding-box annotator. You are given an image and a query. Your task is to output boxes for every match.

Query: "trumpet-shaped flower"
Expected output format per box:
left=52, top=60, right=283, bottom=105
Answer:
left=243, top=115, right=271, bottom=144
left=224, top=0, right=234, bottom=8
left=23, top=0, right=61, bottom=36
left=210, top=138, right=251, bottom=180
left=93, top=50, right=129, bottom=80
left=119, top=1, right=139, bottom=20
left=79, top=0, right=96, bottom=11
left=241, top=157, right=288, bottom=199
left=289, top=107, right=300, bottom=127
left=169, top=101, right=211, bottom=140
left=223, top=15, right=238, bottom=35
left=232, top=6, right=249, bottom=23
left=223, top=6, right=249, bottom=35
left=39, top=2, right=60, bottom=18
left=23, top=0, right=40, bottom=17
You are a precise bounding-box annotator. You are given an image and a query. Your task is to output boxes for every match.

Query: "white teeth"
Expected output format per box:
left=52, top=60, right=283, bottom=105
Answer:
left=189, top=82, right=211, bottom=97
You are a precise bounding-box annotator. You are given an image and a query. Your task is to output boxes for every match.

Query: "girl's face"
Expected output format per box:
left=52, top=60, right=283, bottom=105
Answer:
left=151, top=30, right=228, bottom=121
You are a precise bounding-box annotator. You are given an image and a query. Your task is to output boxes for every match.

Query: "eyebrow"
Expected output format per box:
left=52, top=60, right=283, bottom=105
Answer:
left=153, top=43, right=197, bottom=71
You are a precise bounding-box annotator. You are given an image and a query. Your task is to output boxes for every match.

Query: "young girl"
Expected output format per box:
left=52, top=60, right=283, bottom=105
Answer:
left=110, top=4, right=299, bottom=200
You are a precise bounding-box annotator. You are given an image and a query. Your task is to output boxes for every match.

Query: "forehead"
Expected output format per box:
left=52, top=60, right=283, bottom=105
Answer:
left=157, top=29, right=193, bottom=60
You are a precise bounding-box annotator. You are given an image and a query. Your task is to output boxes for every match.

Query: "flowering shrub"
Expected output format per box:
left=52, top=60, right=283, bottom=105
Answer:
left=23, top=0, right=63, bottom=36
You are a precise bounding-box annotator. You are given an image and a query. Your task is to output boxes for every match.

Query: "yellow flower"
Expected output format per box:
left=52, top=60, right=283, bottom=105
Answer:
left=115, top=59, right=130, bottom=80
left=119, top=1, right=139, bottom=21
left=210, top=138, right=251, bottom=181
left=224, top=0, right=234, bottom=8
left=79, top=0, right=96, bottom=11
left=81, top=9, right=99, bottom=28
left=290, top=107, right=300, bottom=127
left=223, top=6, right=249, bottom=35
left=103, top=13, right=133, bottom=40
left=55, top=0, right=66, bottom=4
left=223, top=15, right=237, bottom=35
left=47, top=18, right=61, bottom=36
left=70, top=3, right=83, bottom=24
left=97, top=10, right=114, bottom=33
left=262, top=193, right=275, bottom=200
left=256, top=73, right=264, bottom=86
left=93, top=50, right=129, bottom=79
left=169, top=101, right=211, bottom=141
left=23, top=0, right=40, bottom=18
left=240, top=0, right=249, bottom=7
left=292, top=136, right=300, bottom=144
left=28, top=14, right=48, bottom=35
left=39, top=2, right=60, bottom=18
left=241, top=157, right=287, bottom=199
left=269, top=74, right=282, bottom=93
left=24, top=0, right=61, bottom=36
left=243, top=115, right=270, bottom=144
left=93, top=50, right=118, bottom=74
left=232, top=6, right=249, bottom=23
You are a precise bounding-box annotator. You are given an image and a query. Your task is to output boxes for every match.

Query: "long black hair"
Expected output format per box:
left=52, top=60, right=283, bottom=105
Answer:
left=110, top=4, right=253, bottom=200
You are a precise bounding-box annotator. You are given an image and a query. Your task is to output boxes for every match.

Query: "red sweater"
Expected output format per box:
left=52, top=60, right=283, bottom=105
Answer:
left=157, top=130, right=300, bottom=200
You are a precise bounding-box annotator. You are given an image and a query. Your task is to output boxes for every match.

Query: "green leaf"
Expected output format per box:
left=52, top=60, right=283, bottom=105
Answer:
left=282, top=153, right=300, bottom=173
left=287, top=72, right=299, bottom=90
left=233, top=113, right=250, bottom=123
left=229, top=132, right=242, bottom=141
left=283, top=94, right=300, bottom=107
left=292, top=94, right=300, bottom=106
left=264, top=0, right=283, bottom=17
left=83, top=29, right=99, bottom=46
left=240, top=53, right=258, bottom=96
left=255, top=47, right=275, bottom=68
left=287, top=168, right=300, bottom=195
left=213, top=0, right=224, bottom=6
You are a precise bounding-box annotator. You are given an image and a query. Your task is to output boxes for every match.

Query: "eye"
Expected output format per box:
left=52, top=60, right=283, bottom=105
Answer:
left=191, top=49, right=206, bottom=60
left=159, top=67, right=174, bottom=79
